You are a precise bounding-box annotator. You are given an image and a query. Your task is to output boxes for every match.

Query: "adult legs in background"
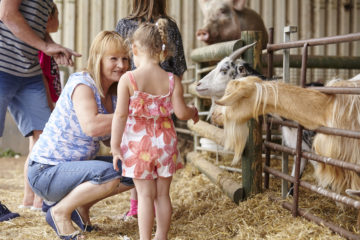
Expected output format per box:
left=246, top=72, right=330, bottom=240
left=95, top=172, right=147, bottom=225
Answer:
left=0, top=72, right=51, bottom=210
left=154, top=177, right=172, bottom=240
left=22, top=130, right=43, bottom=209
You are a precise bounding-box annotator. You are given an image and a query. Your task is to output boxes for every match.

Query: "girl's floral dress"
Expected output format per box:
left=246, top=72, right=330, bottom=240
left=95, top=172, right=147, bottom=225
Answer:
left=121, top=72, right=183, bottom=179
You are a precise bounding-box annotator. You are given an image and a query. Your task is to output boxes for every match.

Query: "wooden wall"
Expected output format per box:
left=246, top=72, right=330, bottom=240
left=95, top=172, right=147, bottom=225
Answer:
left=53, top=0, right=360, bottom=83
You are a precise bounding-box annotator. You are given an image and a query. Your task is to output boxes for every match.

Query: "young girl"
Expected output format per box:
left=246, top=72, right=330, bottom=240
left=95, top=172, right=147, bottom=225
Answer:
left=115, top=0, right=188, bottom=221
left=111, top=19, right=198, bottom=240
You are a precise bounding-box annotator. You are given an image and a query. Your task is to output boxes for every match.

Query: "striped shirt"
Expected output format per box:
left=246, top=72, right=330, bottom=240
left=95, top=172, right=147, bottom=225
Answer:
left=0, top=0, right=53, bottom=77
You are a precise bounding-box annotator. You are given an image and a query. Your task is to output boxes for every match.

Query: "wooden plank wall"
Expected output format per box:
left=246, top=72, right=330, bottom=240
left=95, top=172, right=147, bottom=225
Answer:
left=52, top=0, right=360, bottom=84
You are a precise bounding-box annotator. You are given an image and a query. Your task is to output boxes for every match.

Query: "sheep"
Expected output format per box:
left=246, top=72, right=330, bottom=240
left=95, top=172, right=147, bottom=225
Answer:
left=214, top=74, right=360, bottom=194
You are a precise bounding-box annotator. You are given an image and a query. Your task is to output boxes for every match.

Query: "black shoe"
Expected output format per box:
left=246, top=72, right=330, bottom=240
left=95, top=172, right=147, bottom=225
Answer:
left=0, top=202, right=20, bottom=222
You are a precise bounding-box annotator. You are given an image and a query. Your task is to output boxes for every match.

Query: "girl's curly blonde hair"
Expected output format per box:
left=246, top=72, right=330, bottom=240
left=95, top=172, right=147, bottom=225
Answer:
left=132, top=18, right=173, bottom=63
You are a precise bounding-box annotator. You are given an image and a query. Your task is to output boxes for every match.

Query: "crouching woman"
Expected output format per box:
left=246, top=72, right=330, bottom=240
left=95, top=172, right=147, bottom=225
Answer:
left=27, top=31, right=134, bottom=240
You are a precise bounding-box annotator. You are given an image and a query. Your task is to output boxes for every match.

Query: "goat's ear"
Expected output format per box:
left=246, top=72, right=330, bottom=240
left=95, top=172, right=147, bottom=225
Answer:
left=215, top=80, right=251, bottom=106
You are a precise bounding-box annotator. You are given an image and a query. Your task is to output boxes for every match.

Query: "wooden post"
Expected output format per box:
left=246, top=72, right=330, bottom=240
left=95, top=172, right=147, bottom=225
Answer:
left=103, top=0, right=116, bottom=31
left=63, top=0, right=75, bottom=73
left=314, top=0, right=326, bottom=82
left=340, top=0, right=351, bottom=79
left=240, top=31, right=263, bottom=198
left=353, top=0, right=360, bottom=77
left=75, top=0, right=89, bottom=70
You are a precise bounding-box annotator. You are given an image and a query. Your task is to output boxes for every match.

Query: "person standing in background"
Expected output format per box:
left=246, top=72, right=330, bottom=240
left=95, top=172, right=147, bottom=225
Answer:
left=115, top=0, right=187, bottom=221
left=0, top=0, right=81, bottom=216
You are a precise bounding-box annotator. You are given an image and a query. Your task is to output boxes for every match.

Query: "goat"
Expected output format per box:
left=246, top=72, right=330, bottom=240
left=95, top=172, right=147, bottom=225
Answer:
left=215, top=75, right=360, bottom=194
left=196, top=42, right=264, bottom=121
left=196, top=44, right=318, bottom=191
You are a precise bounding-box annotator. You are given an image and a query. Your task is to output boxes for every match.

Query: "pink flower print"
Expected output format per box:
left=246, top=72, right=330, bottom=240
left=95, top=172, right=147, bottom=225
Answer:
left=124, top=136, right=163, bottom=178
left=162, top=145, right=178, bottom=174
left=133, top=119, right=155, bottom=137
left=155, top=117, right=176, bottom=144
left=130, top=94, right=152, bottom=116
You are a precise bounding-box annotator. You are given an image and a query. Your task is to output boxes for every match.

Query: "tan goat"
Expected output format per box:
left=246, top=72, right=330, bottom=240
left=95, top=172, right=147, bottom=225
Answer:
left=215, top=75, right=360, bottom=194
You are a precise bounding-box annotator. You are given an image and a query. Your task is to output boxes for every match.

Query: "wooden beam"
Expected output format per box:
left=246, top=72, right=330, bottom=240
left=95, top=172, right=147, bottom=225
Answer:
left=187, top=120, right=224, bottom=147
left=186, top=151, right=244, bottom=204
left=190, top=40, right=244, bottom=63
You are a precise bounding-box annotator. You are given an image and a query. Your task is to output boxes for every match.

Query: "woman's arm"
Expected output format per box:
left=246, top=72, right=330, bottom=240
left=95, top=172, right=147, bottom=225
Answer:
left=72, top=84, right=113, bottom=137
left=111, top=75, right=130, bottom=171
left=171, top=75, right=199, bottom=123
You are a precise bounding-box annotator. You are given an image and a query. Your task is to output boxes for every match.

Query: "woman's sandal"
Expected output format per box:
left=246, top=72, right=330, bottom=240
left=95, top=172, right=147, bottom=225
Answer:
left=46, top=207, right=84, bottom=240
left=71, top=209, right=99, bottom=232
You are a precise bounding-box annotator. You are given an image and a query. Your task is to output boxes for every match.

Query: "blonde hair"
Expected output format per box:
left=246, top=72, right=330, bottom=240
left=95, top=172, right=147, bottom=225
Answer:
left=86, top=31, right=129, bottom=97
left=132, top=18, right=171, bottom=62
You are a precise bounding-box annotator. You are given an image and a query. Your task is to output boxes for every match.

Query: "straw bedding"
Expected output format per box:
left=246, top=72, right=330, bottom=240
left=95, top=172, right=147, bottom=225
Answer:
left=0, top=142, right=358, bottom=239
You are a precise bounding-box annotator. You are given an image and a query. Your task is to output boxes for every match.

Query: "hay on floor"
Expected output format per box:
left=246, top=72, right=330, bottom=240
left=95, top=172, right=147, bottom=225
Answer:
left=0, top=146, right=358, bottom=239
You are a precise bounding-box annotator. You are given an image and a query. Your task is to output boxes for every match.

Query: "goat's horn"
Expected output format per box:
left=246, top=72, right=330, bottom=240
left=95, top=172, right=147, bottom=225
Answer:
left=229, top=41, right=257, bottom=61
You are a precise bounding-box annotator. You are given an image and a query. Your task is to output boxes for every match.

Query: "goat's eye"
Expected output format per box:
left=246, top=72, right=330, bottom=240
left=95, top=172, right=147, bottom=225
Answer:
left=220, top=67, right=228, bottom=75
left=238, top=66, right=245, bottom=73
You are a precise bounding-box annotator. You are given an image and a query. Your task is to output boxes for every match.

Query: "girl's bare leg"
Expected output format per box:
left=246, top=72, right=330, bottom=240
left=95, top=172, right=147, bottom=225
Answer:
left=134, top=179, right=156, bottom=240
left=154, top=177, right=172, bottom=240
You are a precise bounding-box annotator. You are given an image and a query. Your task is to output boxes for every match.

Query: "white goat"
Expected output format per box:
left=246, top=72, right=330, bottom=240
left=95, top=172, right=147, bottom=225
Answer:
left=196, top=41, right=264, bottom=120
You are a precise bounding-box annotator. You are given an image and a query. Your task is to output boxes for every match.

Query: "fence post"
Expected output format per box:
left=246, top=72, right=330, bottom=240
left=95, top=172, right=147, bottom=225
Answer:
left=241, top=31, right=263, bottom=198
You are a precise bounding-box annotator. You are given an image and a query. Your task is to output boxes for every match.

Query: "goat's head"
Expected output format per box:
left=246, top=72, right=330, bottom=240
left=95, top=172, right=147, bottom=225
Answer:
left=196, top=41, right=264, bottom=99
left=215, top=76, right=263, bottom=164
left=215, top=76, right=263, bottom=123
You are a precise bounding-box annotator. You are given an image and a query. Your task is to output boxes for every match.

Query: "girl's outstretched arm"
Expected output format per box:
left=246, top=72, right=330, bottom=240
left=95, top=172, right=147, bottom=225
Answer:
left=111, top=74, right=130, bottom=171
left=171, top=76, right=199, bottom=123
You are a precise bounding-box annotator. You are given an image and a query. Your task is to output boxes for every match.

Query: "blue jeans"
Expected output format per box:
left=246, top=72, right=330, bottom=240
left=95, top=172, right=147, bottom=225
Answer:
left=27, top=157, right=134, bottom=202
left=0, top=71, right=51, bottom=137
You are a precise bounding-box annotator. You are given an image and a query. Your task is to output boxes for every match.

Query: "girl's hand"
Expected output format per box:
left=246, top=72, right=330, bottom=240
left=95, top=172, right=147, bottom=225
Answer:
left=192, top=106, right=199, bottom=124
left=113, top=154, right=123, bottom=172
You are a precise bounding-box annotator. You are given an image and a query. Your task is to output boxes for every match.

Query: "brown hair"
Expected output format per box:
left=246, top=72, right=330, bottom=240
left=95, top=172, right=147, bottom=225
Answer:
left=86, top=31, right=130, bottom=97
left=132, top=18, right=171, bottom=62
left=127, top=0, right=169, bottom=22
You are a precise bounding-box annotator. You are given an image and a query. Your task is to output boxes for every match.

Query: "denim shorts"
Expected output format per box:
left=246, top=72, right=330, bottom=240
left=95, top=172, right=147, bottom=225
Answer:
left=27, top=157, right=134, bottom=202
left=0, top=71, right=51, bottom=137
